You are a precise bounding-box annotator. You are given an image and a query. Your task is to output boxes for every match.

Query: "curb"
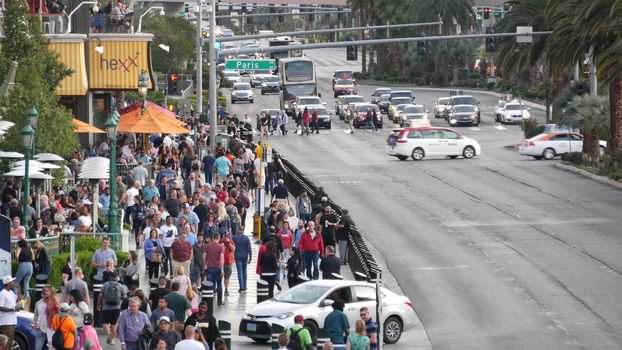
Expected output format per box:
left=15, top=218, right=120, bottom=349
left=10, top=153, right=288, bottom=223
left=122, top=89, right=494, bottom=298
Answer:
left=555, top=162, right=622, bottom=190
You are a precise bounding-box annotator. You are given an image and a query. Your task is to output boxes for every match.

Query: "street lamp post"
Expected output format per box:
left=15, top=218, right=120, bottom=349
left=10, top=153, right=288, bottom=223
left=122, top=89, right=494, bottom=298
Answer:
left=105, top=111, right=120, bottom=234
left=21, top=121, right=34, bottom=227
left=138, top=69, right=149, bottom=113
left=27, top=107, right=38, bottom=158
left=137, top=6, right=165, bottom=33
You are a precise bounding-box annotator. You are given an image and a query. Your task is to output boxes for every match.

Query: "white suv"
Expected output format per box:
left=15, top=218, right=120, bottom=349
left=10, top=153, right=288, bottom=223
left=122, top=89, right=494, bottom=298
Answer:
left=231, top=82, right=254, bottom=104
left=386, top=127, right=481, bottom=161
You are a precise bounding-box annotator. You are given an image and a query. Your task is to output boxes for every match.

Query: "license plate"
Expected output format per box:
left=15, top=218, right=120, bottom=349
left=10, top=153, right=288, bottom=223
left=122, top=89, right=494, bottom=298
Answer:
left=247, top=323, right=257, bottom=332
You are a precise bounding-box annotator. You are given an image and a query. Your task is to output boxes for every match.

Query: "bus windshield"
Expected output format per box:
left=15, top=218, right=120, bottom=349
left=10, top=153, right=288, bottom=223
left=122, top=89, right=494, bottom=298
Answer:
left=284, top=61, right=314, bottom=82
left=283, top=84, right=317, bottom=101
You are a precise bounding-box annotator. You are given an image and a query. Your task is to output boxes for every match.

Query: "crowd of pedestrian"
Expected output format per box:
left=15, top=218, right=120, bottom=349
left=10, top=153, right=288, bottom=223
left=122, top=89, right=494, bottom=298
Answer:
left=1, top=107, right=364, bottom=350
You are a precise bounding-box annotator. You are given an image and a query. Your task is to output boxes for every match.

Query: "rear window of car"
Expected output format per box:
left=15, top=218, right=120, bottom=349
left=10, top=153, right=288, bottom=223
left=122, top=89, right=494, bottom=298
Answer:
left=355, top=105, right=379, bottom=113
left=407, top=130, right=423, bottom=139
left=299, top=98, right=321, bottom=105
left=373, top=88, right=391, bottom=96
left=404, top=106, right=425, bottom=113
left=390, top=91, right=413, bottom=99
left=437, top=97, right=450, bottom=104
left=391, top=97, right=411, bottom=105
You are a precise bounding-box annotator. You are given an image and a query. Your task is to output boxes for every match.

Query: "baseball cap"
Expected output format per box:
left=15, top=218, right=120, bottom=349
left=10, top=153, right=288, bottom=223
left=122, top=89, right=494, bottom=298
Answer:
left=294, top=315, right=304, bottom=323
left=2, top=276, right=15, bottom=285
left=182, top=203, right=190, bottom=209
left=321, top=197, right=328, bottom=202
left=158, top=316, right=171, bottom=324
left=60, top=303, right=71, bottom=312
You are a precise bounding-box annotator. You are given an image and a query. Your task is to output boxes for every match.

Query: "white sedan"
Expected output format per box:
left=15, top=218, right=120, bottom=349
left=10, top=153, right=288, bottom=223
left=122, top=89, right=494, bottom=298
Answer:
left=519, top=132, right=607, bottom=160
left=386, top=127, right=481, bottom=161
left=496, top=101, right=531, bottom=124
left=238, top=280, right=417, bottom=345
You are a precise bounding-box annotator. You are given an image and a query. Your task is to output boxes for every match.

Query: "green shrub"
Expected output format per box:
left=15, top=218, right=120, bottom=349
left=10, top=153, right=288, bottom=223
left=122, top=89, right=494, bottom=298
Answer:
left=521, top=118, right=540, bottom=137
left=610, top=171, right=622, bottom=181
left=561, top=152, right=584, bottom=164
left=486, top=82, right=495, bottom=90
left=468, top=72, right=482, bottom=79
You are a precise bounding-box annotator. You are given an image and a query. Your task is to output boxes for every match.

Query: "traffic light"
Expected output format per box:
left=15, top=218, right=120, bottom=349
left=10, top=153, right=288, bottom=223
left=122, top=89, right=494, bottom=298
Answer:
left=417, top=33, right=427, bottom=56
left=346, top=45, right=357, bottom=61
left=485, top=27, right=496, bottom=52
left=167, top=73, right=179, bottom=95
left=483, top=7, right=490, bottom=19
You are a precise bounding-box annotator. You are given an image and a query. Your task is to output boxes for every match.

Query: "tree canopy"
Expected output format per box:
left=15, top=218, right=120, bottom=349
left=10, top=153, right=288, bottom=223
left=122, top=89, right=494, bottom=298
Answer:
left=0, top=1, right=78, bottom=158
left=143, top=15, right=196, bottom=73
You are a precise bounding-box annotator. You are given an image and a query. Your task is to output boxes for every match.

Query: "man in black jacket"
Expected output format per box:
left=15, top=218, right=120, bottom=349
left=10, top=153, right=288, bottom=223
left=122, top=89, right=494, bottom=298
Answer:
left=185, top=302, right=220, bottom=349
left=320, top=246, right=341, bottom=280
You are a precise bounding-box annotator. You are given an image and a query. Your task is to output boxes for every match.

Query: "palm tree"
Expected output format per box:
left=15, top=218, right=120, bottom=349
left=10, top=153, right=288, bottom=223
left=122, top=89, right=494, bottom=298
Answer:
left=407, top=0, right=476, bottom=35
left=573, top=0, right=622, bottom=154
left=562, top=94, right=609, bottom=156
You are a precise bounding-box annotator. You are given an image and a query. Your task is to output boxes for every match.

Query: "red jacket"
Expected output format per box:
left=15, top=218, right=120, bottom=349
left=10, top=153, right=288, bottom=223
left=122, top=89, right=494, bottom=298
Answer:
left=299, top=230, right=324, bottom=256
left=303, top=111, right=310, bottom=124
left=256, top=244, right=267, bottom=275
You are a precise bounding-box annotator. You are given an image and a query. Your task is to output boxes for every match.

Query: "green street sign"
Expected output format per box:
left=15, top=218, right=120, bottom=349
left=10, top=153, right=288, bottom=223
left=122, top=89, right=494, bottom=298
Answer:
left=225, top=59, right=275, bottom=71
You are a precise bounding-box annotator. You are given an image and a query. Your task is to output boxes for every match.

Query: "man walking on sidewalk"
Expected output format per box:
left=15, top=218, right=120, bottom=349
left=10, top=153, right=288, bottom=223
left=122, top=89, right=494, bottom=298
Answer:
left=203, top=232, right=225, bottom=305
left=118, top=298, right=150, bottom=350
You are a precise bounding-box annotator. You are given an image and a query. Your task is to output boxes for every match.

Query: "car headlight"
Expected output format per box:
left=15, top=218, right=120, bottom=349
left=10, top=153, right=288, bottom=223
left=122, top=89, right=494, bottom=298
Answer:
left=276, top=312, right=295, bottom=320
left=471, top=114, right=477, bottom=119
left=284, top=103, right=289, bottom=109
left=450, top=118, right=457, bottom=124
left=232, top=92, right=237, bottom=96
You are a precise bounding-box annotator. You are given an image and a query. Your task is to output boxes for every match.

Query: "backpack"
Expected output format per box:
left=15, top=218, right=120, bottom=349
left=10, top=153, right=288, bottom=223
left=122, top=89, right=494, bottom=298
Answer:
left=52, top=317, right=66, bottom=350
left=288, top=326, right=305, bottom=350
left=104, top=282, right=122, bottom=305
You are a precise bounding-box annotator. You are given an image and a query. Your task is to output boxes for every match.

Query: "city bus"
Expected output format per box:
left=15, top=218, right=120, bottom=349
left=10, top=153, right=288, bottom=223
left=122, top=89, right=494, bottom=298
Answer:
left=278, top=57, right=317, bottom=116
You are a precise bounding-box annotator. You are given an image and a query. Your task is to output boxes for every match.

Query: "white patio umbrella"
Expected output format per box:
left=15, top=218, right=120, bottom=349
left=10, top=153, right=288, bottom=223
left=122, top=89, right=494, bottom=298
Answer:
left=34, top=153, right=65, bottom=162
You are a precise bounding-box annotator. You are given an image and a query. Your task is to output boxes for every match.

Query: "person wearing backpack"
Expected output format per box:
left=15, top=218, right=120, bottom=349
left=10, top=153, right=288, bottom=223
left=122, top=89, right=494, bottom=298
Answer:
left=285, top=315, right=313, bottom=350
left=97, top=271, right=128, bottom=345
left=51, top=303, right=77, bottom=350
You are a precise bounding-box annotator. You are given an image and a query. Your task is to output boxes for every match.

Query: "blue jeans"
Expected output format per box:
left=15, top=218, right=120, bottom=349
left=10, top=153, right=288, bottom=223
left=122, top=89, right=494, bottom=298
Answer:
left=34, top=329, right=46, bottom=350
left=15, top=262, right=33, bottom=298
left=299, top=213, right=311, bottom=223
left=204, top=170, right=213, bottom=185
left=235, top=258, right=248, bottom=290
left=303, top=251, right=320, bottom=280
left=206, top=267, right=223, bottom=304
left=126, top=342, right=140, bottom=350
left=365, top=119, right=376, bottom=131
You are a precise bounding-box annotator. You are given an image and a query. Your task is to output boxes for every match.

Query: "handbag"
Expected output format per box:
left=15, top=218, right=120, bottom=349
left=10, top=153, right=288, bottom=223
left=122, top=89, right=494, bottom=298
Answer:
left=186, top=284, right=194, bottom=300
left=288, top=207, right=295, bottom=217
left=150, top=246, right=162, bottom=263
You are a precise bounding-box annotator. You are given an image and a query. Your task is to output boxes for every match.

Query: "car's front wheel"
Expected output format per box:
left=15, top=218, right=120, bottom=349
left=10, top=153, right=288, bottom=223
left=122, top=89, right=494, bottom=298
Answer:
left=304, top=320, right=319, bottom=345
left=543, top=148, right=556, bottom=160
left=463, top=146, right=475, bottom=159
left=383, top=316, right=403, bottom=344
left=412, top=147, right=425, bottom=161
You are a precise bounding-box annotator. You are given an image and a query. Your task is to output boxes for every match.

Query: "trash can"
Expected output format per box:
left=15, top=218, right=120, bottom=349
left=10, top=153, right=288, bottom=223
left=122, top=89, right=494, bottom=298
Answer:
left=92, top=278, right=104, bottom=327
left=256, top=279, right=269, bottom=304
left=201, top=280, right=214, bottom=316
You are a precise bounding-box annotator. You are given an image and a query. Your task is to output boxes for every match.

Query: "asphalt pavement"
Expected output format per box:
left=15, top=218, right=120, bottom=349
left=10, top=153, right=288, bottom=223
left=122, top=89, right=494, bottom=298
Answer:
left=226, top=47, right=622, bottom=350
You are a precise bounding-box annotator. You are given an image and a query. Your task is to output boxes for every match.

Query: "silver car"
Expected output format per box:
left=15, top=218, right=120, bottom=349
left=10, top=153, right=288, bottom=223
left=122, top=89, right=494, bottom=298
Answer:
left=231, top=82, right=254, bottom=104
left=434, top=97, right=451, bottom=118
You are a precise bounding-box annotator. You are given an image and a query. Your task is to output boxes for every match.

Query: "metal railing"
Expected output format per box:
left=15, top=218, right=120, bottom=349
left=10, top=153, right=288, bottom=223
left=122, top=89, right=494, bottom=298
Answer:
left=277, top=154, right=381, bottom=280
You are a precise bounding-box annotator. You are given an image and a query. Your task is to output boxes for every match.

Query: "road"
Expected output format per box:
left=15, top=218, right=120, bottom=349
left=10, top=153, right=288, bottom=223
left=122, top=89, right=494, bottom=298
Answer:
left=226, top=47, right=622, bottom=349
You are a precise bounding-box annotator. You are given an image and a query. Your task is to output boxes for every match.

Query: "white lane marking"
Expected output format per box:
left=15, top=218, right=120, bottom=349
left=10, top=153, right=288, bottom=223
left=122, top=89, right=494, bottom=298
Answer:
left=495, top=125, right=508, bottom=131
left=469, top=127, right=482, bottom=131
left=410, top=265, right=469, bottom=271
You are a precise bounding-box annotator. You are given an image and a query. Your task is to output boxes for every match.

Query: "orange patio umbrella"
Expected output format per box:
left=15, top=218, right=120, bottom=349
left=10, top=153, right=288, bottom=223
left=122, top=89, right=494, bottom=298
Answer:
left=117, top=101, right=190, bottom=134
left=72, top=118, right=105, bottom=134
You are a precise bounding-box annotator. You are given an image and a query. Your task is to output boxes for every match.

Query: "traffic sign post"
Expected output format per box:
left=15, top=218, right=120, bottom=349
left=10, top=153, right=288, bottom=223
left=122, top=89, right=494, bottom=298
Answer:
left=225, top=59, right=275, bottom=70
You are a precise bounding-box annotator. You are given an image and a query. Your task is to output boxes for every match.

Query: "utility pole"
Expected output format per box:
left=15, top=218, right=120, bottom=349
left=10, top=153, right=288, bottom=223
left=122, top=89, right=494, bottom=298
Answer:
left=196, top=0, right=203, bottom=116
left=208, top=0, right=217, bottom=150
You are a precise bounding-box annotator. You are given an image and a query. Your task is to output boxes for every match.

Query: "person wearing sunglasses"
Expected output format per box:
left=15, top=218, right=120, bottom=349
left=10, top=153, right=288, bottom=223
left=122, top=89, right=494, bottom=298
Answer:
left=359, top=307, right=378, bottom=350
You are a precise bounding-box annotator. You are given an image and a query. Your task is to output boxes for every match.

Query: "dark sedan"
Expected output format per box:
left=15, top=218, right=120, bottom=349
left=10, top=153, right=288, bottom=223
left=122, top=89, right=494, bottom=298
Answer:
left=447, top=105, right=479, bottom=127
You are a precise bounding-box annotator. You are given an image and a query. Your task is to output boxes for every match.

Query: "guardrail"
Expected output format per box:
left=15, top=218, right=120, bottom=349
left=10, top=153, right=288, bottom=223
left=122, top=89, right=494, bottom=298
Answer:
left=277, top=154, right=381, bottom=280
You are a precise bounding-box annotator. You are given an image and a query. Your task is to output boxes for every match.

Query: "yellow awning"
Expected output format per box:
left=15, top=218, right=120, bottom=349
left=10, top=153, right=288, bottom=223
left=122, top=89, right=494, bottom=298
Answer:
left=47, top=35, right=89, bottom=96
left=87, top=34, right=154, bottom=90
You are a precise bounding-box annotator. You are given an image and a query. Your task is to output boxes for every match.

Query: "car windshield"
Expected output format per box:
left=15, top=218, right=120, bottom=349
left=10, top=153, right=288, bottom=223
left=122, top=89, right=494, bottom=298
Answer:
left=452, top=96, right=477, bottom=105
left=405, top=106, right=426, bottom=114
left=274, top=285, right=331, bottom=304
left=391, top=98, right=411, bottom=105
left=356, top=105, right=378, bottom=112
left=263, top=76, right=279, bottom=82
left=454, top=106, right=476, bottom=113
left=391, top=92, right=412, bottom=99
left=314, top=108, right=329, bottom=116
left=506, top=104, right=527, bottom=111
left=380, top=94, right=391, bottom=102
left=438, top=98, right=450, bottom=104
left=336, top=79, right=354, bottom=85
left=254, top=70, right=271, bottom=75
left=299, top=98, right=321, bottom=105
left=374, top=89, right=391, bottom=96
left=396, top=105, right=408, bottom=112
left=234, top=84, right=251, bottom=90
left=343, top=97, right=365, bottom=105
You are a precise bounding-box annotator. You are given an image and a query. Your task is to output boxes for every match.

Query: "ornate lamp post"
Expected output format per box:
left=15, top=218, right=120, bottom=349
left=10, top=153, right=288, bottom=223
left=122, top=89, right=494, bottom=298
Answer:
left=138, top=69, right=149, bottom=114
left=105, top=110, right=120, bottom=234
left=20, top=107, right=37, bottom=226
